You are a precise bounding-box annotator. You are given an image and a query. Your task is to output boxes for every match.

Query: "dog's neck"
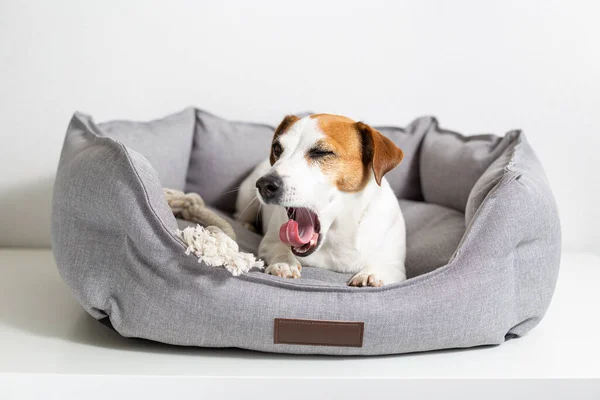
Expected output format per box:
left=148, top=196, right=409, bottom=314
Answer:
left=324, top=174, right=386, bottom=233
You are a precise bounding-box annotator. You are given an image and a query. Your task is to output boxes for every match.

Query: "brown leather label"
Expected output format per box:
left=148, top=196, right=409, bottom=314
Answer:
left=274, top=318, right=364, bottom=347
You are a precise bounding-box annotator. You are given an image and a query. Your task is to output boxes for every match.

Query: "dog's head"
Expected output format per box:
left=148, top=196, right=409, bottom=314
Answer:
left=256, top=114, right=404, bottom=257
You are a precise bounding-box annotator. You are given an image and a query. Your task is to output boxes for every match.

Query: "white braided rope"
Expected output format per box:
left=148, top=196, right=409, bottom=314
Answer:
left=176, top=225, right=264, bottom=276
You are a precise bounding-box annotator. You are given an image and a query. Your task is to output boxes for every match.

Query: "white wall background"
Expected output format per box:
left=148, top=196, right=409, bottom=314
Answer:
left=1, top=0, right=598, bottom=253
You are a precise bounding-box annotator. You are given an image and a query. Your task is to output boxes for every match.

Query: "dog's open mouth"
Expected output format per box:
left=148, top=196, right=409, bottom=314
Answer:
left=279, top=207, right=321, bottom=257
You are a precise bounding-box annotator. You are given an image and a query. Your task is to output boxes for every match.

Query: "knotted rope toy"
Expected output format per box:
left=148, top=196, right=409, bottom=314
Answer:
left=164, top=188, right=264, bottom=276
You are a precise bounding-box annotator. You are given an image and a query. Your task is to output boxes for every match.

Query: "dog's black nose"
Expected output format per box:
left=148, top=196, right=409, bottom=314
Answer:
left=256, top=174, right=283, bottom=202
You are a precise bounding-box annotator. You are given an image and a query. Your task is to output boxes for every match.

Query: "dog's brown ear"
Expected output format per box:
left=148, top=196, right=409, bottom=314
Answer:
left=273, top=115, right=300, bottom=140
left=356, top=122, right=404, bottom=186
left=270, top=115, right=300, bottom=165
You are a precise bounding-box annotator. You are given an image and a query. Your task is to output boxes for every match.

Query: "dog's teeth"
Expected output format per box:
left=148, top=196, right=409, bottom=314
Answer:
left=294, top=246, right=308, bottom=254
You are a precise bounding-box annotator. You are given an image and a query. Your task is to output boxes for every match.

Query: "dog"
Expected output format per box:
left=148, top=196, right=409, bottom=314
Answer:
left=235, top=114, right=406, bottom=287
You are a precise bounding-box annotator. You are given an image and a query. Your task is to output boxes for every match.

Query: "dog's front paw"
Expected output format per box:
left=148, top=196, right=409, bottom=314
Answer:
left=265, top=262, right=302, bottom=279
left=348, top=273, right=383, bottom=287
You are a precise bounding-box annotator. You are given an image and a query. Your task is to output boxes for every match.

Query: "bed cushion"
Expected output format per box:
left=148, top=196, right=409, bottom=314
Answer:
left=97, top=108, right=196, bottom=191
left=419, top=121, right=517, bottom=212
left=400, top=200, right=465, bottom=278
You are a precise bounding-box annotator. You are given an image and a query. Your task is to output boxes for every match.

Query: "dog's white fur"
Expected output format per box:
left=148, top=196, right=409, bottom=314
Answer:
left=236, top=116, right=406, bottom=286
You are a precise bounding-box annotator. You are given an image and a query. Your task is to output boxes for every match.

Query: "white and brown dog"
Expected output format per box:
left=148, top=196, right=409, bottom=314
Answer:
left=236, top=114, right=406, bottom=287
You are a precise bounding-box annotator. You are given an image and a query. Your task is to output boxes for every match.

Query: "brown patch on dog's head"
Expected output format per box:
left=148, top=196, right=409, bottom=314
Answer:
left=270, top=115, right=300, bottom=165
left=307, top=114, right=366, bottom=192
left=307, top=114, right=404, bottom=191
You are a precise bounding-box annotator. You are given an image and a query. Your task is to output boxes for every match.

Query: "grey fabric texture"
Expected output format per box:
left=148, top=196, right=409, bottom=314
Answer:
left=399, top=200, right=465, bottom=278
left=97, top=108, right=196, bottom=191
left=464, top=130, right=521, bottom=226
left=51, top=109, right=561, bottom=356
left=420, top=121, right=517, bottom=212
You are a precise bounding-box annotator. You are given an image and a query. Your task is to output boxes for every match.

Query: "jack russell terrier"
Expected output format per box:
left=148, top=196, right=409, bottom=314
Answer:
left=236, top=114, right=406, bottom=287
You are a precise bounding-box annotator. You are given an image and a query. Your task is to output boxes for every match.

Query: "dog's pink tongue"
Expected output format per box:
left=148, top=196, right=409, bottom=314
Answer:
left=279, top=219, right=315, bottom=247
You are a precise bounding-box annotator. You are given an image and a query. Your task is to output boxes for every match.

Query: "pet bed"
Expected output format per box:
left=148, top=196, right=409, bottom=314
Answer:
left=51, top=108, right=561, bottom=355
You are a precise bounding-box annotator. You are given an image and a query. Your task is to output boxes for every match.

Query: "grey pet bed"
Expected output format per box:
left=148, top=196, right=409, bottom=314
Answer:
left=51, top=108, right=561, bottom=355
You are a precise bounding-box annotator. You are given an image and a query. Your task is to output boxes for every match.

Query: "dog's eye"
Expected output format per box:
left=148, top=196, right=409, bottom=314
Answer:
left=308, top=148, right=336, bottom=159
left=272, top=142, right=283, bottom=158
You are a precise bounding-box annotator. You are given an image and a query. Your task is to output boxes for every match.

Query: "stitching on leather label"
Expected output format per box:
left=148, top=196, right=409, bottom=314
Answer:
left=274, top=318, right=364, bottom=347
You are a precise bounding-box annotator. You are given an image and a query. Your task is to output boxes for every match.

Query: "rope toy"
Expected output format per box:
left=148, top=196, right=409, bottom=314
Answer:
left=164, top=188, right=236, bottom=240
left=164, top=188, right=263, bottom=276
left=176, top=225, right=264, bottom=276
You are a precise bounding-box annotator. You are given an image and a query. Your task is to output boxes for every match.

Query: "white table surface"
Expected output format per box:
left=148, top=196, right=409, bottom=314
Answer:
left=1, top=249, right=599, bottom=398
